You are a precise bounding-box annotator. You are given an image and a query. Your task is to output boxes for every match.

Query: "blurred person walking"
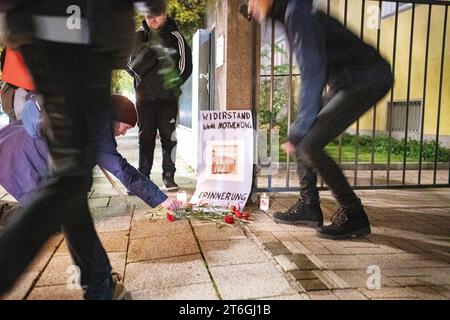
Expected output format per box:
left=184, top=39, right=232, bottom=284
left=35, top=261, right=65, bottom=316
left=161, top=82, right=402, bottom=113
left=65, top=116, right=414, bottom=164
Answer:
left=247, top=0, right=393, bottom=240
left=0, top=0, right=179, bottom=300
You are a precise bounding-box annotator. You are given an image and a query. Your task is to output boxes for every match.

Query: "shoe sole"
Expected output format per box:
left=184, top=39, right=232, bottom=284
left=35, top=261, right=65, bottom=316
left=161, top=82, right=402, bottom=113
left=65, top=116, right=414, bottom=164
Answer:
left=273, top=217, right=323, bottom=228
left=164, top=186, right=179, bottom=192
left=113, top=283, right=127, bottom=300
left=316, top=227, right=371, bottom=240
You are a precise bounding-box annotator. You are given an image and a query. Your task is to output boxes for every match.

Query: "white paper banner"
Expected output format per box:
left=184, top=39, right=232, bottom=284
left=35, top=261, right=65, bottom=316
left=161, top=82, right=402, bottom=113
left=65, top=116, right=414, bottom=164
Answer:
left=190, top=110, right=254, bottom=211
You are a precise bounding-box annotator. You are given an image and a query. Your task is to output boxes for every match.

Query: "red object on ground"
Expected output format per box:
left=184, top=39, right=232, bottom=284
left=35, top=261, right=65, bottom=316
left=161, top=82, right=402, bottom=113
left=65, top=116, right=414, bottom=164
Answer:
left=244, top=212, right=250, bottom=221
left=166, top=212, right=175, bottom=222
left=2, top=49, right=36, bottom=91
left=234, top=211, right=243, bottom=219
left=224, top=215, right=235, bottom=225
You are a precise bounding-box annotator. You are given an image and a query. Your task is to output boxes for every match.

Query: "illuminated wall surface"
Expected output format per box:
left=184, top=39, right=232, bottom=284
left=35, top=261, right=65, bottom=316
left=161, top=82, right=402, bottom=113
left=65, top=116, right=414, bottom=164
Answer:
left=328, top=1, right=450, bottom=137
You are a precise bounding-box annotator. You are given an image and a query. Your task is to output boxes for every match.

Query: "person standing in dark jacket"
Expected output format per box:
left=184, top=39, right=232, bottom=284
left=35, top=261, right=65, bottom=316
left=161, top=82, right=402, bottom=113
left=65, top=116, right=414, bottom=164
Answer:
left=128, top=3, right=193, bottom=191
left=248, top=0, right=393, bottom=240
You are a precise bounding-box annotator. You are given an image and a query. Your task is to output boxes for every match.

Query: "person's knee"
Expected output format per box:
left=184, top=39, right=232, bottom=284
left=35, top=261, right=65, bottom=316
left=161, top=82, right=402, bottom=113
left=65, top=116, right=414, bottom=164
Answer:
left=139, top=131, right=156, bottom=146
left=376, top=61, right=394, bottom=97
left=386, top=72, right=394, bottom=93
left=139, top=140, right=155, bottom=154
left=297, top=139, right=318, bottom=167
left=160, top=128, right=177, bottom=145
left=382, top=70, right=394, bottom=94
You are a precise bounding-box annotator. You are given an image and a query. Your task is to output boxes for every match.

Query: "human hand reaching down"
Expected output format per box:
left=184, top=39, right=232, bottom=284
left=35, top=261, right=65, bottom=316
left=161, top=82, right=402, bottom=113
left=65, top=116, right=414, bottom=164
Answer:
left=160, top=198, right=183, bottom=211
left=282, top=142, right=297, bottom=155
left=247, top=0, right=274, bottom=23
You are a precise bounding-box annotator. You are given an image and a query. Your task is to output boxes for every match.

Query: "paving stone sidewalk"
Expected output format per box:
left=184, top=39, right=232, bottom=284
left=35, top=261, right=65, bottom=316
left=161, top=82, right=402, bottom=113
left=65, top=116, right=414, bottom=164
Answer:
left=1, top=129, right=449, bottom=300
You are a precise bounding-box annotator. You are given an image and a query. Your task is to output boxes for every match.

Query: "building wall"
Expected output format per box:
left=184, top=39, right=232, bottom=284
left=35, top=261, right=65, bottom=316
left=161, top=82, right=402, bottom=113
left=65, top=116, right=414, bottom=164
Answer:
left=207, top=0, right=227, bottom=110
left=329, top=1, right=450, bottom=143
left=206, top=0, right=257, bottom=111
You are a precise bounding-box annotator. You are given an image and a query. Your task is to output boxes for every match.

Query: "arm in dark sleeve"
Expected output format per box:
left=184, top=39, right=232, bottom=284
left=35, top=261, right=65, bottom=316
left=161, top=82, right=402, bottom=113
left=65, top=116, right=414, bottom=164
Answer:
left=127, top=31, right=159, bottom=82
left=128, top=47, right=158, bottom=80
left=1, top=48, right=6, bottom=72
left=286, top=3, right=327, bottom=146
left=0, top=0, right=24, bottom=12
left=170, top=31, right=193, bottom=84
left=96, top=132, right=168, bottom=208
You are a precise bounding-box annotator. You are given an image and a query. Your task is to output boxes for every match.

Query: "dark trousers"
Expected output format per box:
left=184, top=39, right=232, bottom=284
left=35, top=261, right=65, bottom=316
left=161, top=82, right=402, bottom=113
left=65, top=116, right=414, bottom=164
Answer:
left=0, top=42, right=114, bottom=299
left=296, top=60, right=393, bottom=208
left=137, top=98, right=178, bottom=177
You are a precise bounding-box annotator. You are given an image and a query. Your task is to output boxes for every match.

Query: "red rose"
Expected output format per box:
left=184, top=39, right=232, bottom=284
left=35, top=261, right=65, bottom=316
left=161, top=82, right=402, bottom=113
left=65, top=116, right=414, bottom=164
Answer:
left=230, top=206, right=237, bottom=213
left=244, top=212, right=250, bottom=221
left=224, top=215, right=235, bottom=225
left=166, top=212, right=175, bottom=222
left=234, top=211, right=243, bottom=219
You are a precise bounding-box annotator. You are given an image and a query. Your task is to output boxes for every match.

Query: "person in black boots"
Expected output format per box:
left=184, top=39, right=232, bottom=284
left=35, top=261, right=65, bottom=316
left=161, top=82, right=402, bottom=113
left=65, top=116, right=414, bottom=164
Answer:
left=248, top=0, right=393, bottom=240
left=128, top=3, right=192, bottom=192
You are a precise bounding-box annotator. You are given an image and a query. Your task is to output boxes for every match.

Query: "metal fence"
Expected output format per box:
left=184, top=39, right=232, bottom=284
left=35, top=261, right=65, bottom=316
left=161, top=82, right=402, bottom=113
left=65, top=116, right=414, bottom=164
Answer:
left=254, top=0, right=450, bottom=192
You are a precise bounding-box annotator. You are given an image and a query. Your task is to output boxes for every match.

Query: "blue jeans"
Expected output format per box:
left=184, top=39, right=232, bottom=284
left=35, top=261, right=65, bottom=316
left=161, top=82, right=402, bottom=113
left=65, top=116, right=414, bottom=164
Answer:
left=281, top=0, right=394, bottom=208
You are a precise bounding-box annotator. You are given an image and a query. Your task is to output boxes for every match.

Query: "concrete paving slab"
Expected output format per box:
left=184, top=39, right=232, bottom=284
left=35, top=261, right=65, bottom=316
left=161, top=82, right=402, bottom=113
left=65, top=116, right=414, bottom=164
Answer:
left=209, top=262, right=296, bottom=300
left=193, top=224, right=247, bottom=242
left=27, top=285, right=83, bottom=300
left=2, top=271, right=40, bottom=300
left=124, top=254, right=210, bottom=292
left=130, top=282, right=218, bottom=300
left=201, top=239, right=268, bottom=267
left=128, top=232, right=199, bottom=263
left=130, top=219, right=191, bottom=240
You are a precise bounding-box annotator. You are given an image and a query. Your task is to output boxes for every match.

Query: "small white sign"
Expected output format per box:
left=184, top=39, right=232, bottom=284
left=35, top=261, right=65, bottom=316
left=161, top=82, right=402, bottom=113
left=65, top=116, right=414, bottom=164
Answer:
left=216, top=35, right=224, bottom=68
left=191, top=111, right=254, bottom=211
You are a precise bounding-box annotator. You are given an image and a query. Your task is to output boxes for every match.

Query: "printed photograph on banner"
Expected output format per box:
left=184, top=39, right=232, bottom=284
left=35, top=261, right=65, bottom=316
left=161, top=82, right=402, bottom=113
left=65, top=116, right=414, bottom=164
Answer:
left=205, top=140, right=245, bottom=182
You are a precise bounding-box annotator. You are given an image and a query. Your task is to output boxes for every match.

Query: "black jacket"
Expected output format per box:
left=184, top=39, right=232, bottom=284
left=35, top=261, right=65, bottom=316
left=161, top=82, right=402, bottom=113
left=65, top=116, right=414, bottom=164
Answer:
left=0, top=48, right=6, bottom=72
left=0, top=0, right=136, bottom=65
left=128, top=17, right=193, bottom=102
left=0, top=1, right=166, bottom=13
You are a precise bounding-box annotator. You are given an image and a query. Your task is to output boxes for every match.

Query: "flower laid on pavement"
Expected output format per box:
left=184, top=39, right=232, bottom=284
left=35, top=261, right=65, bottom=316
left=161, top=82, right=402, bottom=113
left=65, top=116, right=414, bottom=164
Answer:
left=162, top=204, right=253, bottom=227
left=224, top=215, right=235, bottom=225
left=166, top=212, right=175, bottom=222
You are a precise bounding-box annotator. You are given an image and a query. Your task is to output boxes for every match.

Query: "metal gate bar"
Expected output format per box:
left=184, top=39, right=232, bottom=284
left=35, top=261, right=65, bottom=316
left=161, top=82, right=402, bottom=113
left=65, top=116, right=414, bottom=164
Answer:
left=254, top=0, right=450, bottom=193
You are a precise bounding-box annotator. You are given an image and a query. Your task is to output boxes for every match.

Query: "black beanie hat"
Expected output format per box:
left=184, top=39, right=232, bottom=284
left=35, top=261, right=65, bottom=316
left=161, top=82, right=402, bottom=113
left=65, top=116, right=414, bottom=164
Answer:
left=135, top=0, right=167, bottom=16
left=111, top=95, right=137, bottom=127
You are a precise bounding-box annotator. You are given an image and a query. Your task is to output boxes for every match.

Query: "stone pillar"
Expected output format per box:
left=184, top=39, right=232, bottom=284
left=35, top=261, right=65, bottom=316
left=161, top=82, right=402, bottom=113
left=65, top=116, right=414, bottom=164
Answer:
left=208, top=0, right=259, bottom=111
left=224, top=0, right=256, bottom=110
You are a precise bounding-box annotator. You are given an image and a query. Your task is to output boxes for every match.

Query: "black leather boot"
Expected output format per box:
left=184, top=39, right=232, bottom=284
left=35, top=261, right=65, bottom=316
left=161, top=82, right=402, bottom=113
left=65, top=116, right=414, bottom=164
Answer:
left=162, top=172, right=178, bottom=192
left=316, top=204, right=371, bottom=240
left=273, top=198, right=323, bottom=227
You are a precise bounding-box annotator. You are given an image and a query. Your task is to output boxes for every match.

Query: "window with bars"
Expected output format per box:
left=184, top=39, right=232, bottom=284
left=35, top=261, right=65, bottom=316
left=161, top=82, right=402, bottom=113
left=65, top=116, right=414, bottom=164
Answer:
left=388, top=100, right=422, bottom=133
left=381, top=2, right=413, bottom=18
